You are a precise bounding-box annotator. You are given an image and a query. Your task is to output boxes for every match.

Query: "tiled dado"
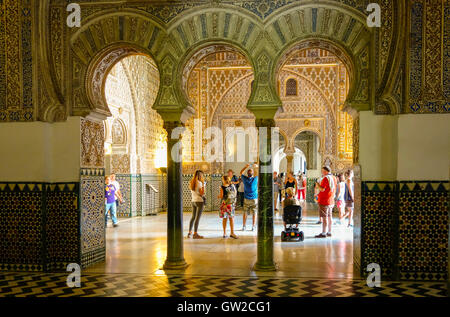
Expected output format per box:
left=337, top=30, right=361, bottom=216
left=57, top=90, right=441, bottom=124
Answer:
left=361, top=181, right=449, bottom=281
left=398, top=181, right=449, bottom=281
left=80, top=168, right=106, bottom=268
left=0, top=182, right=79, bottom=272
left=361, top=182, right=398, bottom=280
left=306, top=178, right=318, bottom=203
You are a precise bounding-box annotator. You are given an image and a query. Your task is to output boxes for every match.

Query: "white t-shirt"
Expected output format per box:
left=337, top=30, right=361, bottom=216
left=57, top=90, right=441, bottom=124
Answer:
left=337, top=182, right=345, bottom=201
left=191, top=180, right=204, bottom=203
left=238, top=181, right=244, bottom=193
left=111, top=180, right=120, bottom=200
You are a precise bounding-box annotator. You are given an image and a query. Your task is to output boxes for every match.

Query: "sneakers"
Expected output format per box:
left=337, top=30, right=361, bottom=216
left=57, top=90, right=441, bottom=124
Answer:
left=251, top=226, right=255, bottom=231
left=242, top=226, right=246, bottom=231
left=230, top=234, right=238, bottom=239
left=316, top=221, right=322, bottom=224
left=193, top=233, right=204, bottom=239
left=315, top=233, right=332, bottom=238
left=113, top=223, right=119, bottom=228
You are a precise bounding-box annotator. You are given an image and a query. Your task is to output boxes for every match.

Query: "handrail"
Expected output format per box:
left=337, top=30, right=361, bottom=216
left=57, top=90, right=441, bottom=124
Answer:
left=146, top=184, right=159, bottom=193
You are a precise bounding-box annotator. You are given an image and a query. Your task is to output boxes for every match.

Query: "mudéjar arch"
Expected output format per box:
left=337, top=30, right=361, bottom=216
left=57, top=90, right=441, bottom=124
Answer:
left=267, top=2, right=374, bottom=112
left=65, top=2, right=374, bottom=123
left=67, top=9, right=167, bottom=120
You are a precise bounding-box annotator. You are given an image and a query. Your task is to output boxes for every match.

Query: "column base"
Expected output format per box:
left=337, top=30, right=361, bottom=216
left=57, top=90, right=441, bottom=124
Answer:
left=253, top=261, right=278, bottom=272
left=163, top=259, right=189, bottom=270
left=353, top=261, right=362, bottom=280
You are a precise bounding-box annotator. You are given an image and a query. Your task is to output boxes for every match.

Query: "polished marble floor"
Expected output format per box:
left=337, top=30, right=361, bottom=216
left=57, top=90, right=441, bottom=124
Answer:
left=86, top=203, right=354, bottom=279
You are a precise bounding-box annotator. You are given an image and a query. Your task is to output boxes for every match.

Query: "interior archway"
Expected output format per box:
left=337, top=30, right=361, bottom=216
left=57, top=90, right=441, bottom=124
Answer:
left=181, top=45, right=255, bottom=175
left=273, top=44, right=355, bottom=278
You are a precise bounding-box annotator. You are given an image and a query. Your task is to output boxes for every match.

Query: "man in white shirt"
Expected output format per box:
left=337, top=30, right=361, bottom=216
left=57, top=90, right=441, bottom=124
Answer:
left=110, top=174, right=124, bottom=208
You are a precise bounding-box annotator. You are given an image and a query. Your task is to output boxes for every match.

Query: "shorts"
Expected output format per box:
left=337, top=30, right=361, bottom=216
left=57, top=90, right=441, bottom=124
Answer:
left=345, top=200, right=354, bottom=209
left=336, top=200, right=344, bottom=210
left=318, top=204, right=333, bottom=218
left=220, top=202, right=235, bottom=219
left=243, top=198, right=258, bottom=215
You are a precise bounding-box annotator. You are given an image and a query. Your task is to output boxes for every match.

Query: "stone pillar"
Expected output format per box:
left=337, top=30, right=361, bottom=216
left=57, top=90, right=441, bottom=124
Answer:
left=254, top=119, right=276, bottom=271
left=352, top=114, right=361, bottom=279
left=283, top=148, right=295, bottom=174
left=163, top=121, right=188, bottom=270
left=286, top=155, right=294, bottom=173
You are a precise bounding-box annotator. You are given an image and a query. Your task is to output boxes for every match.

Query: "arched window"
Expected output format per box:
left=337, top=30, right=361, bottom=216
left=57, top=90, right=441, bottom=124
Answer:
left=285, top=78, right=298, bottom=96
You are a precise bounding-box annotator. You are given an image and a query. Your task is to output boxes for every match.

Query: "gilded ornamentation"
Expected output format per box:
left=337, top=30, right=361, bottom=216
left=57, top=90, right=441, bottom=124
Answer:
left=81, top=118, right=105, bottom=168
left=423, top=0, right=443, bottom=101
left=0, top=0, right=33, bottom=122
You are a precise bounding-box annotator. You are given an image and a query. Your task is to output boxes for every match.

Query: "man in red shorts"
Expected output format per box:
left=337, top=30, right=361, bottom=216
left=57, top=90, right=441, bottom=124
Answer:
left=315, top=166, right=337, bottom=238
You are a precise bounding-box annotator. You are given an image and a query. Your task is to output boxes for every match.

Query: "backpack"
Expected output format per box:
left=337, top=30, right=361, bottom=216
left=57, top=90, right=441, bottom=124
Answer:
left=223, top=185, right=237, bottom=205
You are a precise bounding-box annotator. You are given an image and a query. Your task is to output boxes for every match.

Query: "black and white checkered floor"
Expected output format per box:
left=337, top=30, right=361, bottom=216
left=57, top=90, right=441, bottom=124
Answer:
left=0, top=272, right=447, bottom=297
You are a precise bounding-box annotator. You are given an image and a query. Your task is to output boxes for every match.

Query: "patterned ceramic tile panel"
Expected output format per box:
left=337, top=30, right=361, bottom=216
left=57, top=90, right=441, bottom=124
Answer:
left=0, top=183, right=44, bottom=271
left=80, top=172, right=105, bottom=268
left=362, top=180, right=449, bottom=281
left=45, top=184, right=80, bottom=271
left=306, top=178, right=318, bottom=203
left=182, top=174, right=223, bottom=212
left=0, top=271, right=448, bottom=297
left=131, top=175, right=142, bottom=217
left=182, top=175, right=193, bottom=212
left=398, top=181, right=449, bottom=281
left=361, top=182, right=398, bottom=280
left=115, top=174, right=131, bottom=217
left=208, top=175, right=223, bottom=212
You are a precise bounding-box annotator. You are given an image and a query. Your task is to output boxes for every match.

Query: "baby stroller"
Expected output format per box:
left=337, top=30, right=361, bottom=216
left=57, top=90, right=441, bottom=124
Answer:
left=281, top=205, right=304, bottom=242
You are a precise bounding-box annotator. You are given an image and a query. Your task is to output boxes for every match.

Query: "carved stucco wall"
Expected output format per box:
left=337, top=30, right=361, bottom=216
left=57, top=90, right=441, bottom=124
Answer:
left=182, top=47, right=353, bottom=173
left=104, top=55, right=163, bottom=175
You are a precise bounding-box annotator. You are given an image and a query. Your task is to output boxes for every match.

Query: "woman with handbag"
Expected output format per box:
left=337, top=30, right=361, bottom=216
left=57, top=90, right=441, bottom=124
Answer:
left=188, top=170, right=206, bottom=239
left=218, top=175, right=238, bottom=239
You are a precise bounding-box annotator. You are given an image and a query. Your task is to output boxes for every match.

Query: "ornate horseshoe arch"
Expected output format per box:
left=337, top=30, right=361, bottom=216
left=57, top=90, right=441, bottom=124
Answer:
left=68, top=10, right=166, bottom=119
left=267, top=2, right=374, bottom=113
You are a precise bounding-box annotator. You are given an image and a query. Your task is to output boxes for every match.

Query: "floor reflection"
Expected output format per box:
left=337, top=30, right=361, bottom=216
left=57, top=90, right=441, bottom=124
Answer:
left=86, top=204, right=354, bottom=279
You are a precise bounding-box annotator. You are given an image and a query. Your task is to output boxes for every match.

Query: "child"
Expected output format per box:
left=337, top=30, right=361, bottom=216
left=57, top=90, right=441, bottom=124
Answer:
left=218, top=175, right=238, bottom=239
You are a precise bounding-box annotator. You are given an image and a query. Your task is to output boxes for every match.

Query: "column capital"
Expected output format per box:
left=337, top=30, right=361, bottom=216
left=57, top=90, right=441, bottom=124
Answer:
left=255, top=118, right=275, bottom=128
left=163, top=120, right=185, bottom=135
left=283, top=147, right=295, bottom=157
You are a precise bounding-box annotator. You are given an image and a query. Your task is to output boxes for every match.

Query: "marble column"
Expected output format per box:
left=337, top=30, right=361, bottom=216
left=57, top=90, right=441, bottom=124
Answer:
left=163, top=121, right=188, bottom=270
left=286, top=155, right=294, bottom=173
left=254, top=119, right=276, bottom=271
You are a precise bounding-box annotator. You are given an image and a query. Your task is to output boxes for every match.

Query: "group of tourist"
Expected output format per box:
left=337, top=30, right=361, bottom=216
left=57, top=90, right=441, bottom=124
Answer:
left=276, top=166, right=354, bottom=237
left=187, top=163, right=259, bottom=240
left=104, top=174, right=123, bottom=228
left=314, top=168, right=354, bottom=238
left=273, top=171, right=307, bottom=213
left=104, top=165, right=354, bottom=239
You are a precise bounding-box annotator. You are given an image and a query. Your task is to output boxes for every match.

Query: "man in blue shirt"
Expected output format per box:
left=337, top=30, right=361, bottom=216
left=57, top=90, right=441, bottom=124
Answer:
left=105, top=176, right=119, bottom=228
left=240, top=163, right=258, bottom=231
